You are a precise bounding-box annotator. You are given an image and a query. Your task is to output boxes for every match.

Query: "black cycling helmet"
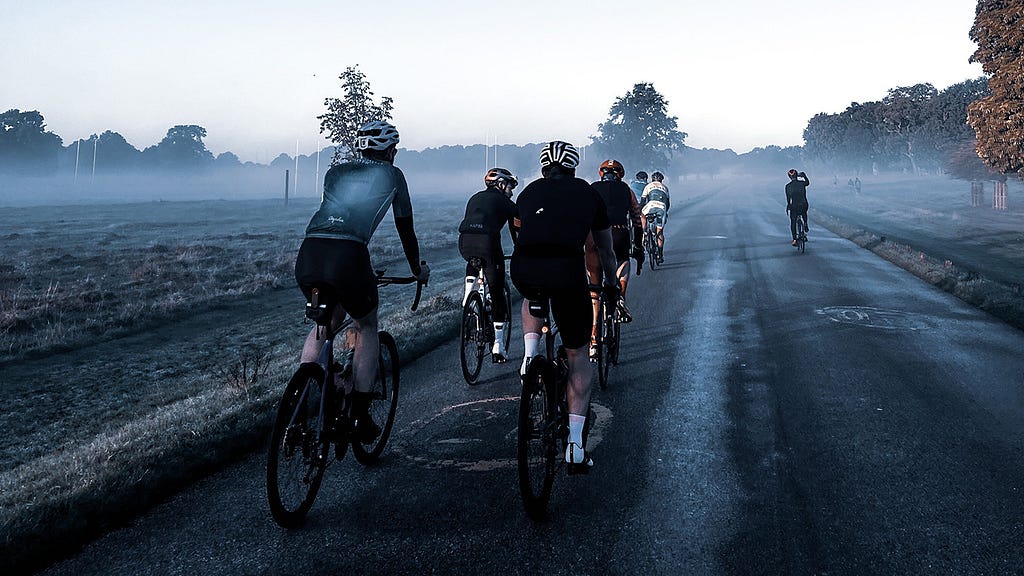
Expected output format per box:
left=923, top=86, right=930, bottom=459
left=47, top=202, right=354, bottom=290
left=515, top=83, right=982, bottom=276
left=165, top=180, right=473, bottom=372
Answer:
left=651, top=171, right=664, bottom=182
left=635, top=171, right=648, bottom=181
left=538, top=141, right=580, bottom=169
left=484, top=167, right=518, bottom=198
left=787, top=169, right=799, bottom=179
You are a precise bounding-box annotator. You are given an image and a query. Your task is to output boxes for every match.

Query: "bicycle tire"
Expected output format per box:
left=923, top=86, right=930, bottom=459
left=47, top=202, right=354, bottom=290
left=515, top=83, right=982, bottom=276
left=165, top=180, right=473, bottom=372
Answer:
left=267, top=362, right=330, bottom=528
left=460, top=293, right=485, bottom=384
left=610, top=312, right=621, bottom=366
left=596, top=298, right=611, bottom=391
left=352, top=331, right=400, bottom=464
left=517, top=356, right=557, bottom=520
left=502, top=281, right=514, bottom=354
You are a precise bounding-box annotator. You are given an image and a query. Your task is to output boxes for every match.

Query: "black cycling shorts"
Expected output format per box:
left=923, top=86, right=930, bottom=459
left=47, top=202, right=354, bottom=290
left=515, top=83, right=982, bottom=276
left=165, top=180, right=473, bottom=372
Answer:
left=511, top=255, right=593, bottom=350
left=294, top=237, right=378, bottom=320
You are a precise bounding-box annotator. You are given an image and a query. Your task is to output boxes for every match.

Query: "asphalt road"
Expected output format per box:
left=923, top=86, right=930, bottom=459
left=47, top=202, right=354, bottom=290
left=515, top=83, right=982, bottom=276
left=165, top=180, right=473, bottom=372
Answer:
left=40, top=181, right=1024, bottom=575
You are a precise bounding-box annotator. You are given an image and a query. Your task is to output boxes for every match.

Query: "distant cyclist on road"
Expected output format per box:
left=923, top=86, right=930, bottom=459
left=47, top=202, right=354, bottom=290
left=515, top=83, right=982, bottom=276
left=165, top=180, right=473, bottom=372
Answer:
left=640, top=171, right=671, bottom=264
left=785, top=169, right=810, bottom=246
left=511, top=140, right=619, bottom=472
left=458, top=167, right=519, bottom=363
left=294, top=120, right=430, bottom=443
left=586, top=159, right=643, bottom=354
left=629, top=171, right=648, bottom=203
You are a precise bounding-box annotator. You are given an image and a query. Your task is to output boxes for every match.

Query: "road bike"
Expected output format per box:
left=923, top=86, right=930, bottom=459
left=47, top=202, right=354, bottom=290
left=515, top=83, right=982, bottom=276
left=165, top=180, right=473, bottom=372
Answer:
left=267, top=269, right=424, bottom=528
left=643, top=216, right=662, bottom=270
left=460, top=256, right=513, bottom=385
left=794, top=214, right=808, bottom=254
left=592, top=285, right=620, bottom=391
left=516, top=286, right=613, bottom=520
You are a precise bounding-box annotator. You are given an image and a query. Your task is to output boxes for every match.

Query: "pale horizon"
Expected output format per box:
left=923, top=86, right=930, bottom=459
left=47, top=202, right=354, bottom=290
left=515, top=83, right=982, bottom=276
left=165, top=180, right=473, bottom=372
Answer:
left=2, top=0, right=984, bottom=164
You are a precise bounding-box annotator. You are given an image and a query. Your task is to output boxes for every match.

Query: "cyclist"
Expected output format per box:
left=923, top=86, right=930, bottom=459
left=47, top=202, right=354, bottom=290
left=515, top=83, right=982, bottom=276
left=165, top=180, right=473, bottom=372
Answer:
left=629, top=171, right=648, bottom=203
left=294, top=120, right=430, bottom=443
left=785, top=169, right=810, bottom=246
left=511, top=140, right=619, bottom=472
left=640, top=171, right=671, bottom=264
left=586, top=159, right=643, bottom=355
left=458, top=167, right=519, bottom=362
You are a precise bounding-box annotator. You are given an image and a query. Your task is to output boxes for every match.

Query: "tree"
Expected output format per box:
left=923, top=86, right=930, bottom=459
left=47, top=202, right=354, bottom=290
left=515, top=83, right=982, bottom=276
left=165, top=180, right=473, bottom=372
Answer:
left=879, top=83, right=938, bottom=174
left=591, top=82, right=687, bottom=173
left=967, top=0, right=1024, bottom=178
left=0, top=109, right=63, bottom=174
left=141, top=125, right=214, bottom=170
left=947, top=139, right=1002, bottom=183
left=318, top=65, right=394, bottom=166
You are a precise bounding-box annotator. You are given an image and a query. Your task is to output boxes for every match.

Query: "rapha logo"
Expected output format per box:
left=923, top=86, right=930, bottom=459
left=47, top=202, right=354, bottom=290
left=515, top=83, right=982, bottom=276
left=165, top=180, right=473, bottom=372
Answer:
left=328, top=216, right=345, bottom=224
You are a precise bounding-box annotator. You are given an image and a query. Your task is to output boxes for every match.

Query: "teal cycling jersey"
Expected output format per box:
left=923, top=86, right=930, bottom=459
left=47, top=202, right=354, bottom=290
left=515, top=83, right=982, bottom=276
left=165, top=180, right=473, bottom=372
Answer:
left=304, top=157, right=412, bottom=244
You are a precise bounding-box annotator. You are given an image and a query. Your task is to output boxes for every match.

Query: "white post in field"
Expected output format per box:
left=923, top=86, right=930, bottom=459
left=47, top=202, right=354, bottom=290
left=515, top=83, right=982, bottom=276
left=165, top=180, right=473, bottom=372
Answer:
left=74, top=139, right=81, bottom=184
left=294, top=139, right=300, bottom=195
left=91, top=135, right=98, bottom=184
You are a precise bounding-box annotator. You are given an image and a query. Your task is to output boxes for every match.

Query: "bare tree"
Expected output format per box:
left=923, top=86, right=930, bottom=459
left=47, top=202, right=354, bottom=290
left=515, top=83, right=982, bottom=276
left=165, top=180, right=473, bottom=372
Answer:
left=318, top=65, right=394, bottom=166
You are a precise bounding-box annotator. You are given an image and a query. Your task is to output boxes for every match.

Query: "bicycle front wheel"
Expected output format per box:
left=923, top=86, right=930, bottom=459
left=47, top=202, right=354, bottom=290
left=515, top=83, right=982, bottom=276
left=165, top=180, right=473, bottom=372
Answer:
left=267, top=363, right=329, bottom=528
left=518, top=356, right=557, bottom=520
left=352, top=331, right=400, bottom=464
left=609, top=311, right=621, bottom=366
left=460, top=292, right=485, bottom=384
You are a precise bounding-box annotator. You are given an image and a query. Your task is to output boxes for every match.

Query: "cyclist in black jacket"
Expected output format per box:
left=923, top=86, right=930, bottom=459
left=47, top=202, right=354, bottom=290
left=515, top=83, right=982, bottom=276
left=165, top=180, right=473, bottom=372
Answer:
left=587, top=159, right=643, bottom=341
left=511, top=141, right=618, bottom=471
left=458, top=167, right=519, bottom=362
left=785, top=169, right=810, bottom=245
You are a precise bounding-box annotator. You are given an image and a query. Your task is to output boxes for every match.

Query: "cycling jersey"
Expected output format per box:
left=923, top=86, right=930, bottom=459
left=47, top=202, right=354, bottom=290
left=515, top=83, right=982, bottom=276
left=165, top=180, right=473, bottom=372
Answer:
left=629, top=179, right=647, bottom=202
left=458, top=187, right=517, bottom=248
left=641, top=182, right=671, bottom=211
left=785, top=177, right=809, bottom=213
left=304, top=157, right=412, bottom=244
left=591, top=179, right=643, bottom=229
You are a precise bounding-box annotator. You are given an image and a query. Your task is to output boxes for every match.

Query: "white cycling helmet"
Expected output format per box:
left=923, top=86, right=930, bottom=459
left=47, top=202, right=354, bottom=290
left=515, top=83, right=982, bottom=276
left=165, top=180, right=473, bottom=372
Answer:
left=538, top=141, right=580, bottom=169
left=356, top=120, right=400, bottom=151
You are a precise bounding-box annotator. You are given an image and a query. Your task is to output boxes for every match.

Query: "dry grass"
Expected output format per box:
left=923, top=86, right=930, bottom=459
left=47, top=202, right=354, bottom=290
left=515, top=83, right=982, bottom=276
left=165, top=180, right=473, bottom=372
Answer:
left=0, top=194, right=466, bottom=574
left=812, top=209, right=1024, bottom=331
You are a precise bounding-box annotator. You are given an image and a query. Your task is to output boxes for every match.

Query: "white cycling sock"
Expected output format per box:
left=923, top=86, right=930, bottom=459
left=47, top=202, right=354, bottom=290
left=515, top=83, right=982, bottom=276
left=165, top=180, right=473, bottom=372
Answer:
left=492, top=322, right=506, bottom=354
left=462, top=276, right=476, bottom=306
left=568, top=413, right=586, bottom=447
left=521, top=332, right=541, bottom=374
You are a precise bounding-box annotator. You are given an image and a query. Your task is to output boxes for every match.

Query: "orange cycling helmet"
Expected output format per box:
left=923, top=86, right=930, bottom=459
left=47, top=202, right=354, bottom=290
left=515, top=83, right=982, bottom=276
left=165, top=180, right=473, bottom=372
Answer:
left=599, top=159, right=625, bottom=179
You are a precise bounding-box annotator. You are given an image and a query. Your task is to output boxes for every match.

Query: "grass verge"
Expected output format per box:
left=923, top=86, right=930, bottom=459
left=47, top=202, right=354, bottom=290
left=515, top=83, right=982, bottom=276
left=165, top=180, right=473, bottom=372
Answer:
left=0, top=283, right=462, bottom=576
left=812, top=208, right=1024, bottom=331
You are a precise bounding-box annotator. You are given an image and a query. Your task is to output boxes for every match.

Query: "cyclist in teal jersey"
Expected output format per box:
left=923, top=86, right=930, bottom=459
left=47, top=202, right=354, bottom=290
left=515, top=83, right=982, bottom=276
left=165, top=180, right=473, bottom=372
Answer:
left=629, top=171, right=648, bottom=203
left=294, top=120, right=430, bottom=442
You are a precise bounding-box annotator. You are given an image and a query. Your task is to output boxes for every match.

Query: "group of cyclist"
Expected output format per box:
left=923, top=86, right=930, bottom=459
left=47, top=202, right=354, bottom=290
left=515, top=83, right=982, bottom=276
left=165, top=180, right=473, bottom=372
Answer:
left=291, top=119, right=813, bottom=474
left=454, top=142, right=676, bottom=469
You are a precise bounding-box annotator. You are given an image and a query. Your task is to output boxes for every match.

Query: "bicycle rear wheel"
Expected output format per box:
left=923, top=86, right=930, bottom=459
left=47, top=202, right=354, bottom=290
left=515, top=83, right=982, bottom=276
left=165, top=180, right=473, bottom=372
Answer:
left=597, top=298, right=611, bottom=391
left=517, top=356, right=557, bottom=520
left=502, top=281, right=514, bottom=353
left=267, top=363, right=330, bottom=528
left=460, top=293, right=485, bottom=384
left=352, top=331, right=400, bottom=464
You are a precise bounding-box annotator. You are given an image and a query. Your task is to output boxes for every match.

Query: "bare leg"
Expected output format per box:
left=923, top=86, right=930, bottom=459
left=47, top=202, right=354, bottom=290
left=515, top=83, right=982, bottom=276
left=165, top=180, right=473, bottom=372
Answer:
left=349, top=309, right=379, bottom=393
left=565, top=344, right=593, bottom=416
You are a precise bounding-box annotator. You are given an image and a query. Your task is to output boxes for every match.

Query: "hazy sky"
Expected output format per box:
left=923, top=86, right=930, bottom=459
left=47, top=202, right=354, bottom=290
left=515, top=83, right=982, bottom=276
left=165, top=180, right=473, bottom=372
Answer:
left=2, top=0, right=983, bottom=164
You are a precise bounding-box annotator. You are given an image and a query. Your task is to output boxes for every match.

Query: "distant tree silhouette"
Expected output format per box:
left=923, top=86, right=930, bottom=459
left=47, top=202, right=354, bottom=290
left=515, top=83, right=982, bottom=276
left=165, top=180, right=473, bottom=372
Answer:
left=142, top=125, right=214, bottom=170
left=967, top=0, right=1024, bottom=178
left=591, top=83, right=687, bottom=174
left=0, top=109, right=63, bottom=174
left=318, top=65, right=394, bottom=166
